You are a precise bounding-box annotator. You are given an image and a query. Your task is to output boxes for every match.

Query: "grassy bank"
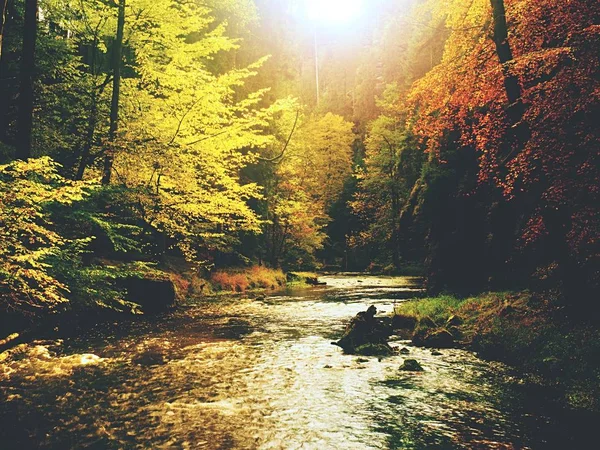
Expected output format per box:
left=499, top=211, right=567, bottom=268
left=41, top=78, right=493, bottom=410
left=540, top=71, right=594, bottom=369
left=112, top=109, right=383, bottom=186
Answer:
left=209, top=266, right=286, bottom=293
left=163, top=259, right=318, bottom=295
left=393, top=292, right=600, bottom=413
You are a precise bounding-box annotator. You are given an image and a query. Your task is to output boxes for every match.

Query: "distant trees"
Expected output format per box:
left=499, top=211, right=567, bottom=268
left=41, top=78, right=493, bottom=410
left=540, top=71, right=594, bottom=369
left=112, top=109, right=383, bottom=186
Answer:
left=349, top=84, right=423, bottom=271
left=251, top=108, right=355, bottom=268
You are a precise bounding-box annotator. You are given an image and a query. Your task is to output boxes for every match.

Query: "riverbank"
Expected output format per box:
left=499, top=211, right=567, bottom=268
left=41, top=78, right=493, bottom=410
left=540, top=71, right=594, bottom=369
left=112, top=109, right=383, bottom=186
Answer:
left=392, top=291, right=600, bottom=413
left=0, top=262, right=319, bottom=353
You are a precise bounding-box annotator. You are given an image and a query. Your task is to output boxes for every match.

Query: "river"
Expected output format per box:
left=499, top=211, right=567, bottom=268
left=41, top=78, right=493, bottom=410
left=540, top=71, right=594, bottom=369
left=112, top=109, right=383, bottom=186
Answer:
left=0, top=275, right=591, bottom=449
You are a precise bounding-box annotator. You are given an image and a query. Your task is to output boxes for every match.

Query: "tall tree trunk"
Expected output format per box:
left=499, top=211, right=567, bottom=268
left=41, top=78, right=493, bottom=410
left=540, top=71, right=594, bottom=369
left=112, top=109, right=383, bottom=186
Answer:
left=102, top=0, right=125, bottom=185
left=0, top=0, right=7, bottom=62
left=490, top=0, right=521, bottom=106
left=77, top=94, right=100, bottom=179
left=487, top=0, right=532, bottom=290
left=15, top=0, right=37, bottom=160
left=0, top=0, right=10, bottom=143
left=489, top=0, right=529, bottom=158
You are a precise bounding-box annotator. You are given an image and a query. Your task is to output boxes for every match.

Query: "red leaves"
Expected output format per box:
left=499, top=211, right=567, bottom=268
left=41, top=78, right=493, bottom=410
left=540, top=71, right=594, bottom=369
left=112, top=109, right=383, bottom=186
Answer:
left=408, top=0, right=599, bottom=262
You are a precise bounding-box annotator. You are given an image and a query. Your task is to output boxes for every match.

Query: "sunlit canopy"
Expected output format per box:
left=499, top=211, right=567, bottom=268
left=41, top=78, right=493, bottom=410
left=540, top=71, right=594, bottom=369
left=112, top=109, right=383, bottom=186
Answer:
left=305, top=0, right=364, bottom=25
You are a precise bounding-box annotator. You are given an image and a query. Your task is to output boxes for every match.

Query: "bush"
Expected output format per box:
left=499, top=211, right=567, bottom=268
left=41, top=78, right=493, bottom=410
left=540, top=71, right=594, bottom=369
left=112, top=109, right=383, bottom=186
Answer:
left=0, top=158, right=90, bottom=321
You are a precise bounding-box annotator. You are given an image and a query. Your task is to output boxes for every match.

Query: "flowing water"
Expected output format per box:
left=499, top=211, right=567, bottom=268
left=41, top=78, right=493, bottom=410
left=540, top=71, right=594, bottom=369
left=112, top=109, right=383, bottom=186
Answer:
left=0, top=276, right=591, bottom=449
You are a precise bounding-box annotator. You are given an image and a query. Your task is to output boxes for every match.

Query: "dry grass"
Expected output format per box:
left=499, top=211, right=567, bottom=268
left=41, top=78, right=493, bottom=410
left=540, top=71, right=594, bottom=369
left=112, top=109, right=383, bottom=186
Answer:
left=210, top=266, right=286, bottom=292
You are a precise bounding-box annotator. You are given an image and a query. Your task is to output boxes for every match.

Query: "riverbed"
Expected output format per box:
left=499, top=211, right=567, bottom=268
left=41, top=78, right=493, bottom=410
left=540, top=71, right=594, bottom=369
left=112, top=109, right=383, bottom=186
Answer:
left=0, top=275, right=590, bottom=449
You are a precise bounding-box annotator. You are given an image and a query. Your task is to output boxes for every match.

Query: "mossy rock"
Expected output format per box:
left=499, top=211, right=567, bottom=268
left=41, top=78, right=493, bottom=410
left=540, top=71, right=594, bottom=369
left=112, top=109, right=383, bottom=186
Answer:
left=423, top=329, right=456, bottom=348
left=122, top=275, right=176, bottom=313
left=419, top=316, right=438, bottom=329
left=354, top=343, right=394, bottom=356
left=446, top=314, right=463, bottom=327
left=400, top=359, right=424, bottom=371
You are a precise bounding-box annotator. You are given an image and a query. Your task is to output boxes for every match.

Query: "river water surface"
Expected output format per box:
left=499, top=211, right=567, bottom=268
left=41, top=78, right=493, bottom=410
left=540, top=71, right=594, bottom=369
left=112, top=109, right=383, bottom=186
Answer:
left=0, top=275, right=589, bottom=449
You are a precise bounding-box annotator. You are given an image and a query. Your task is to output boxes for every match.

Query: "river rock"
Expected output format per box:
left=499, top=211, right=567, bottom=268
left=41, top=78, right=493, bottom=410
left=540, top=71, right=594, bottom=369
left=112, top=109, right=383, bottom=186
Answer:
left=216, top=318, right=254, bottom=339
left=423, top=329, right=455, bottom=348
left=399, top=347, right=410, bottom=354
left=399, top=359, right=424, bottom=371
left=124, top=275, right=176, bottom=313
left=354, top=343, right=393, bottom=356
left=132, top=349, right=166, bottom=366
left=333, top=305, right=393, bottom=355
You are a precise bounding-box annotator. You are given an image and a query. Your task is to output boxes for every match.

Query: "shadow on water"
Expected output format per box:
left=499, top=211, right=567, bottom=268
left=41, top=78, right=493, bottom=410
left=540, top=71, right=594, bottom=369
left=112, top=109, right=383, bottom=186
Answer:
left=1, top=275, right=597, bottom=449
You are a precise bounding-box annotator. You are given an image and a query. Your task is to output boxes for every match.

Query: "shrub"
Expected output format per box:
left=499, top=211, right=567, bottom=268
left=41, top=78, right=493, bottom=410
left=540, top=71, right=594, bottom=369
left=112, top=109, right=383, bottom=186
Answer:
left=0, top=158, right=91, bottom=320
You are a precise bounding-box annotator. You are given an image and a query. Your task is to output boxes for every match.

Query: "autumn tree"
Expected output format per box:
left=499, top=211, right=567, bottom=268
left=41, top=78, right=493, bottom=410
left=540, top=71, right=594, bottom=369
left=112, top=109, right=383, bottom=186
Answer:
left=251, top=109, right=355, bottom=268
left=405, top=0, right=600, bottom=296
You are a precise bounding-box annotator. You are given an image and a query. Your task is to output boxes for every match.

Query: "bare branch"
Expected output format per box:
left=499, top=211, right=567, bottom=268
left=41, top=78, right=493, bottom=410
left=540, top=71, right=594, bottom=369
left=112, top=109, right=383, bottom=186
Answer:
left=258, top=109, right=300, bottom=163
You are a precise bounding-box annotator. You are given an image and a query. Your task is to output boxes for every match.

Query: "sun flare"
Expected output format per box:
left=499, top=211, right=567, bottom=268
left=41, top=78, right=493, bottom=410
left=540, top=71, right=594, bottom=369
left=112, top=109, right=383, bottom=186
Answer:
left=305, top=0, right=364, bottom=25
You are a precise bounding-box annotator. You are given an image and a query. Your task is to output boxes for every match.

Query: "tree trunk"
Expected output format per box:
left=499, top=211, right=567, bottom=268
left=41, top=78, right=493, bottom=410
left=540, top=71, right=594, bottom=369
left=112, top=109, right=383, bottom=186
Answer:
left=76, top=94, right=100, bottom=179
left=0, top=0, right=10, bottom=143
left=489, top=0, right=529, bottom=156
left=102, top=0, right=125, bottom=185
left=15, top=0, right=37, bottom=160
left=487, top=0, right=531, bottom=290
left=0, top=0, right=7, bottom=62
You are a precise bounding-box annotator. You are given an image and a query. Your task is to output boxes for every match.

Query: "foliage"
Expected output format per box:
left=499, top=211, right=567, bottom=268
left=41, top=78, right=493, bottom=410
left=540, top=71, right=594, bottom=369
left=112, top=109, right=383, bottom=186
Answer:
left=0, top=158, right=90, bottom=316
left=349, top=84, right=423, bottom=268
left=394, top=291, right=600, bottom=412
left=253, top=109, right=355, bottom=268
left=406, top=0, right=600, bottom=295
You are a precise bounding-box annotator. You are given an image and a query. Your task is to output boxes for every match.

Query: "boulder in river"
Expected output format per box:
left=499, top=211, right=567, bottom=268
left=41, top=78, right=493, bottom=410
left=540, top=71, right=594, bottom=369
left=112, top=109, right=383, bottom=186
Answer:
left=391, top=314, right=417, bottom=331
left=399, top=358, right=424, bottom=371
left=354, top=343, right=393, bottom=356
left=123, top=275, right=176, bottom=313
left=333, top=305, right=393, bottom=355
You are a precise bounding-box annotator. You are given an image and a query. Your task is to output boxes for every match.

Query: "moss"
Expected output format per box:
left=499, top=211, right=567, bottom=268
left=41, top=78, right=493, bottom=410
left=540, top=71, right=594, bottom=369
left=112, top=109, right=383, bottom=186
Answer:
left=354, top=343, right=394, bottom=356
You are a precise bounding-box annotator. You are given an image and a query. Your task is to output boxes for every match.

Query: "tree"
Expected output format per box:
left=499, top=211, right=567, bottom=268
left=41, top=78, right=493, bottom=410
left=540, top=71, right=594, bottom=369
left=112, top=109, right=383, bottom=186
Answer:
left=350, top=84, right=423, bottom=270
left=101, top=0, right=124, bottom=185
left=15, top=0, right=37, bottom=160
left=0, top=0, right=7, bottom=62
left=406, top=0, right=600, bottom=296
left=249, top=108, right=355, bottom=268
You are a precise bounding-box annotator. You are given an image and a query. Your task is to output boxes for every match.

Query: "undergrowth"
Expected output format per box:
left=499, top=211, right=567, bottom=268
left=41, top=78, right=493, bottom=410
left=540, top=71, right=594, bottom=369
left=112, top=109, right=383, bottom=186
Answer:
left=393, top=292, right=600, bottom=412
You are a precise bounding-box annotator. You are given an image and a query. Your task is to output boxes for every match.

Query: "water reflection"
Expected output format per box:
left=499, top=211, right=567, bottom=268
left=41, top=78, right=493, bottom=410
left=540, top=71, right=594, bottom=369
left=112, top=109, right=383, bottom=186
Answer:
left=0, top=275, right=588, bottom=449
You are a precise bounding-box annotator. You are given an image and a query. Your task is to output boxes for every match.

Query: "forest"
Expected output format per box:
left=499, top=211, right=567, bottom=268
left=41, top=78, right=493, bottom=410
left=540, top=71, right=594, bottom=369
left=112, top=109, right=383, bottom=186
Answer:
left=0, top=0, right=599, bottom=447
left=1, top=0, right=598, bottom=325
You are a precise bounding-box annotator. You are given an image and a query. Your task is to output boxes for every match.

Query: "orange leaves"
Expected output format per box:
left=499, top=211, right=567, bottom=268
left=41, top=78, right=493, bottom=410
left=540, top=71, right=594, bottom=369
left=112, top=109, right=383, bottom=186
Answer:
left=405, top=0, right=600, bottom=262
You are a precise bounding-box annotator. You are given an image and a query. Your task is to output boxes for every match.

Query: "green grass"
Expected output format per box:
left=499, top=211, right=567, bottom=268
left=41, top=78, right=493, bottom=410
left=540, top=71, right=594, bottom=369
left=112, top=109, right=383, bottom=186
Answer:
left=393, top=294, right=465, bottom=324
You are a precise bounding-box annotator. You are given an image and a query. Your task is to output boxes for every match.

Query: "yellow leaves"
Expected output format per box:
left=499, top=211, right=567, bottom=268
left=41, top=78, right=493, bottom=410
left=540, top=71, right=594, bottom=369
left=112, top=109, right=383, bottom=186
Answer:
left=282, top=112, right=354, bottom=207
left=0, top=158, right=93, bottom=309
